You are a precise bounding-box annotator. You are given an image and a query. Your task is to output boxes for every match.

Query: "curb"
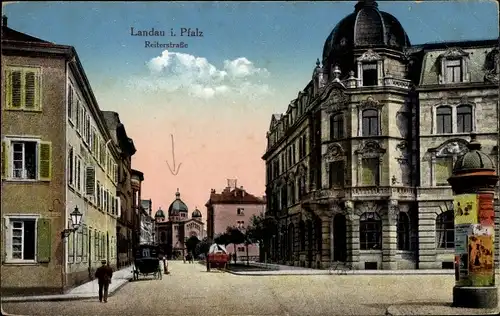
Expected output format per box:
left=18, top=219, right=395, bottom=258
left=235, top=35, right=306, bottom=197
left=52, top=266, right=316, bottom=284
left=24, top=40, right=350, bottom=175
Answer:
left=1, top=278, right=132, bottom=303
left=385, top=305, right=500, bottom=316
left=225, top=271, right=460, bottom=276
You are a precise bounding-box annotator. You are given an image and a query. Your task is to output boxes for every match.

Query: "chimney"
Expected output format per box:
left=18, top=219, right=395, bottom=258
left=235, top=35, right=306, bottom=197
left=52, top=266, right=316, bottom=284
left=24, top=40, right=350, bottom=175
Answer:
left=227, top=179, right=237, bottom=190
left=2, top=15, right=7, bottom=27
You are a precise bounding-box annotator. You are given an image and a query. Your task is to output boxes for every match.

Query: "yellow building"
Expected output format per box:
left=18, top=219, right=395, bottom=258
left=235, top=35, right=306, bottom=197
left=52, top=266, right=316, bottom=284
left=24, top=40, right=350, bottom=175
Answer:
left=1, top=16, right=119, bottom=295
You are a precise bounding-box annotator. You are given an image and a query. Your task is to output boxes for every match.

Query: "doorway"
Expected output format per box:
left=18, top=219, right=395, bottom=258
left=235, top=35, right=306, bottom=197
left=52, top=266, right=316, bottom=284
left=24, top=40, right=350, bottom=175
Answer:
left=333, top=214, right=347, bottom=262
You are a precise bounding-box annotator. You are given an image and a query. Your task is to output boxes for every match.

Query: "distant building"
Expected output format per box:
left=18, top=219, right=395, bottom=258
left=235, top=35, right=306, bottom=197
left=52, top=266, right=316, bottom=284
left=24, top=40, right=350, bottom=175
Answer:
left=205, top=179, right=266, bottom=260
left=101, top=111, right=137, bottom=269
left=131, top=170, right=144, bottom=252
left=154, top=190, right=204, bottom=259
left=139, top=199, right=154, bottom=244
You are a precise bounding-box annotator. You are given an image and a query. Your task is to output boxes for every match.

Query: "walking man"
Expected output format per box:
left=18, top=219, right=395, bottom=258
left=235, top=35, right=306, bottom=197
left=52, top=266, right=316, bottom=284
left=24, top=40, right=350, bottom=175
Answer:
left=95, top=259, right=113, bottom=303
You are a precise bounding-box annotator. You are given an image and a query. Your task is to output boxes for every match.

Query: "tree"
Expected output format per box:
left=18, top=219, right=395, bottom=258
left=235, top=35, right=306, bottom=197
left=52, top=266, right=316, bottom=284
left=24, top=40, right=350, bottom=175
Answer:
left=226, top=226, right=246, bottom=263
left=195, top=237, right=211, bottom=258
left=185, top=235, right=200, bottom=256
left=213, top=232, right=231, bottom=247
left=247, top=214, right=278, bottom=262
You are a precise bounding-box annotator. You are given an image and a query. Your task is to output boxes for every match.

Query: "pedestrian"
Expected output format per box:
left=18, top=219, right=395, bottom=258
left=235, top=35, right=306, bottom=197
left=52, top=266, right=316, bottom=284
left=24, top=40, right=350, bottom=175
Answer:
left=95, top=259, right=113, bottom=303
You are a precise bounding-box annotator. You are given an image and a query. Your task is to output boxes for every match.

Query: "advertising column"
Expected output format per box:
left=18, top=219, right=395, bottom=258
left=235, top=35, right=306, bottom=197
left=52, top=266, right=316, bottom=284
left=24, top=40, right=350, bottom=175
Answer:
left=454, top=194, right=495, bottom=287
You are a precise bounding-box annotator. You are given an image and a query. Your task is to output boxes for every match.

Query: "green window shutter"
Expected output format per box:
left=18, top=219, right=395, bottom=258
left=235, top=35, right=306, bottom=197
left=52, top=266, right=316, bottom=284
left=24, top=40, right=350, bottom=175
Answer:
left=11, top=70, right=22, bottom=108
left=1, top=141, right=7, bottom=179
left=85, top=166, right=96, bottom=196
left=5, top=70, right=12, bottom=109
left=1, top=217, right=6, bottom=263
left=37, top=218, right=51, bottom=263
left=24, top=71, right=36, bottom=109
left=38, top=141, right=52, bottom=181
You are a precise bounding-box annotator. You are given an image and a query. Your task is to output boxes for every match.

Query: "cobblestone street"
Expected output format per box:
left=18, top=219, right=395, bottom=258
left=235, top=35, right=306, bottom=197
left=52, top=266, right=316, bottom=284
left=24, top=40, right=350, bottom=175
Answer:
left=4, top=261, right=499, bottom=316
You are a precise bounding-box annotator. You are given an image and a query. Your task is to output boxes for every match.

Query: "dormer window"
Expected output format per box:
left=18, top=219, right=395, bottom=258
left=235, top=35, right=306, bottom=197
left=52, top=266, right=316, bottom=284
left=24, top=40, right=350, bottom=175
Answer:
left=439, top=47, right=470, bottom=84
left=357, top=49, right=383, bottom=87
left=362, top=62, right=378, bottom=86
left=445, top=59, right=462, bottom=83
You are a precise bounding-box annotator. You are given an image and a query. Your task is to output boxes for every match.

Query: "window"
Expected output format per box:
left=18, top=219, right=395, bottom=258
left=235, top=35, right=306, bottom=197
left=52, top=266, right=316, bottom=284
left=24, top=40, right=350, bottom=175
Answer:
left=362, top=62, right=378, bottom=86
left=298, top=135, right=307, bottom=159
left=76, top=100, right=81, bottom=132
left=75, top=157, right=82, bottom=191
left=5, top=67, right=41, bottom=110
left=359, top=212, right=381, bottom=250
left=397, top=212, right=410, bottom=251
left=237, top=208, right=244, bottom=216
left=445, top=59, right=462, bottom=83
left=237, top=221, right=245, bottom=229
left=435, top=157, right=453, bottom=186
left=329, top=160, right=345, bottom=188
left=68, top=147, right=74, bottom=186
left=237, top=247, right=245, bottom=252
left=2, top=139, right=52, bottom=181
left=8, top=218, right=36, bottom=261
left=91, top=129, right=98, bottom=154
left=67, top=85, right=74, bottom=122
left=79, top=106, right=84, bottom=135
left=85, top=166, right=95, bottom=197
left=436, top=106, right=452, bottom=134
left=96, top=181, right=101, bottom=208
left=289, top=182, right=296, bottom=204
left=457, top=105, right=472, bottom=133
left=281, top=185, right=288, bottom=208
left=361, top=158, right=380, bottom=186
left=298, top=176, right=306, bottom=199
left=362, top=109, right=379, bottom=136
left=436, top=210, right=454, bottom=249
left=292, top=143, right=296, bottom=164
left=330, top=113, right=344, bottom=139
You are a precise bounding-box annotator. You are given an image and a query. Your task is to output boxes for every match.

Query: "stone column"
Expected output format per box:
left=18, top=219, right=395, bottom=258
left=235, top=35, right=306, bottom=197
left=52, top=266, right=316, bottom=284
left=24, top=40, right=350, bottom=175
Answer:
left=346, top=201, right=360, bottom=269
left=321, top=215, right=332, bottom=269
left=382, top=200, right=398, bottom=270
left=448, top=133, right=498, bottom=309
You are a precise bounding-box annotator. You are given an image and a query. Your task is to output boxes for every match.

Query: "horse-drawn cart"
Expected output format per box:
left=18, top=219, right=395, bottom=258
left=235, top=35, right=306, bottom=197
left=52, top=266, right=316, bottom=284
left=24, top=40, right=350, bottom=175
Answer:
left=132, top=244, right=162, bottom=280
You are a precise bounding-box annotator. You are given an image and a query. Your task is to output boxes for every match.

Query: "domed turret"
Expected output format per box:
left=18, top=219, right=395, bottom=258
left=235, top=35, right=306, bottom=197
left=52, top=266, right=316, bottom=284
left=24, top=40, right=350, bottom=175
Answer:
left=168, top=189, right=188, bottom=218
left=322, top=0, right=410, bottom=66
left=192, top=207, right=202, bottom=218
left=155, top=207, right=165, bottom=220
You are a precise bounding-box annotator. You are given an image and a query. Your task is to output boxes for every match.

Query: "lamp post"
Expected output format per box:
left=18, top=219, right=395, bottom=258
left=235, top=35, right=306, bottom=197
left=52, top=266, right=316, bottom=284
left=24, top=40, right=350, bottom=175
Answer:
left=61, top=207, right=83, bottom=239
left=447, top=133, right=498, bottom=309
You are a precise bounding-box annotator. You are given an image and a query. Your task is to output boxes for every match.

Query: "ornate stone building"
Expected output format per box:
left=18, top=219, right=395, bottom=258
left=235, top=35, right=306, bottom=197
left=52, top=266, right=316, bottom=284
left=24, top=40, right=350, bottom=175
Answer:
left=154, top=190, right=204, bottom=259
left=262, top=0, right=499, bottom=270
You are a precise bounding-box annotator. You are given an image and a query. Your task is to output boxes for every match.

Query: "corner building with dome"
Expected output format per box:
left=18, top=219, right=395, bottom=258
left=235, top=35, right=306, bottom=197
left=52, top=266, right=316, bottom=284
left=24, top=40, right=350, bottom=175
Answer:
left=262, top=0, right=499, bottom=270
left=154, top=189, right=204, bottom=259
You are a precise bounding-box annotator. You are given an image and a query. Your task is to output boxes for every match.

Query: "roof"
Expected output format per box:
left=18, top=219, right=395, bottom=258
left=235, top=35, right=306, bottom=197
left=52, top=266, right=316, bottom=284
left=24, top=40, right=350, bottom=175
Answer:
left=2, top=25, right=52, bottom=43
left=205, top=187, right=266, bottom=206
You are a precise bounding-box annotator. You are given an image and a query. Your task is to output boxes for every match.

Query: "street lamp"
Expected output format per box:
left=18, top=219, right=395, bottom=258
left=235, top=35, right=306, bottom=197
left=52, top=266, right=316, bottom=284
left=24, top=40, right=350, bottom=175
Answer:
left=61, top=206, right=83, bottom=239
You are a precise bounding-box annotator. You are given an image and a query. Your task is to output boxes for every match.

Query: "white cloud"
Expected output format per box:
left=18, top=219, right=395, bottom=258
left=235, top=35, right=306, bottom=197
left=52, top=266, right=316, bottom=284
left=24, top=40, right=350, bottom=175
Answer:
left=128, top=50, right=272, bottom=99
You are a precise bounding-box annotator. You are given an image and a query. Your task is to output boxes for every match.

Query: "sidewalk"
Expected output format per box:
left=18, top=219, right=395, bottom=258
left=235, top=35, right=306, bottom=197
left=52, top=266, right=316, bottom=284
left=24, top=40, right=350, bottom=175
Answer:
left=1, top=265, right=134, bottom=303
left=228, top=261, right=500, bottom=276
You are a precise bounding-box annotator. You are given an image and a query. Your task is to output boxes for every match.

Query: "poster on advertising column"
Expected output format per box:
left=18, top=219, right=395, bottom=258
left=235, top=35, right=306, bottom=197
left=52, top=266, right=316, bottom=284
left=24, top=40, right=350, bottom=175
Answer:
left=453, top=194, right=478, bottom=225
left=454, top=224, right=472, bottom=285
left=477, top=193, right=495, bottom=226
left=468, top=235, right=495, bottom=286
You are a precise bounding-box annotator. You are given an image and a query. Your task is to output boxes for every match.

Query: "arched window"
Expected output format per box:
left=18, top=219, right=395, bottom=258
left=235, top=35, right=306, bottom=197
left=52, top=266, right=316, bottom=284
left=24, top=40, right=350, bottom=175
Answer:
left=362, top=109, right=379, bottom=136
left=289, top=182, right=295, bottom=205
left=397, top=212, right=410, bottom=250
left=359, top=212, right=381, bottom=250
left=298, top=176, right=306, bottom=199
left=436, top=210, right=454, bottom=249
left=281, top=186, right=288, bottom=208
left=330, top=113, right=344, bottom=140
left=436, top=106, right=452, bottom=134
left=299, top=220, right=306, bottom=251
left=457, top=105, right=472, bottom=133
left=288, top=224, right=295, bottom=260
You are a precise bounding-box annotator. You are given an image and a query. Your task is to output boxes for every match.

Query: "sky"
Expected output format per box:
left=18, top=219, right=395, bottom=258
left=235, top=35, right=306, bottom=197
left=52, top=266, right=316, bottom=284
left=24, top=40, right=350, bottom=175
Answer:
left=3, top=1, right=498, bottom=223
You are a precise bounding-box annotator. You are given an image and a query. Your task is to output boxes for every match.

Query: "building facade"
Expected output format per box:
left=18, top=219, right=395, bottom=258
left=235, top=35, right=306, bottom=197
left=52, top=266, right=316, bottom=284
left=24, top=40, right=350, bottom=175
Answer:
left=154, top=190, right=204, bottom=259
left=101, top=111, right=137, bottom=269
left=131, top=169, right=144, bottom=253
left=139, top=199, right=154, bottom=244
left=262, top=0, right=499, bottom=270
left=205, top=179, right=266, bottom=260
left=1, top=17, right=120, bottom=295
